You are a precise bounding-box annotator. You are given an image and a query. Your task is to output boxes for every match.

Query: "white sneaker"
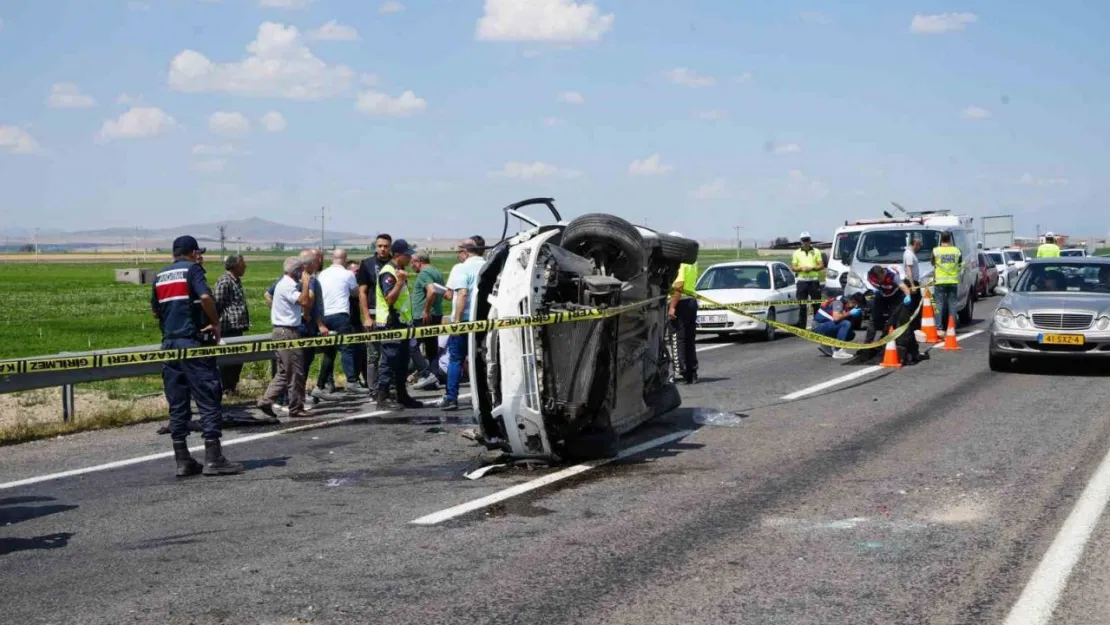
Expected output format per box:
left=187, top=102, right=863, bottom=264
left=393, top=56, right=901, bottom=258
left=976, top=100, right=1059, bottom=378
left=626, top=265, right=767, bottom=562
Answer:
left=832, top=348, right=855, bottom=360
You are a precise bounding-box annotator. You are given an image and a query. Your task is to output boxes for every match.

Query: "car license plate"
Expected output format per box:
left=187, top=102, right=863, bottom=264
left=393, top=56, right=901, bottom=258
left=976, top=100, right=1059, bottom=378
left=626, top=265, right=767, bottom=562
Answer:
left=699, top=315, right=726, bottom=324
left=1038, top=333, right=1085, bottom=345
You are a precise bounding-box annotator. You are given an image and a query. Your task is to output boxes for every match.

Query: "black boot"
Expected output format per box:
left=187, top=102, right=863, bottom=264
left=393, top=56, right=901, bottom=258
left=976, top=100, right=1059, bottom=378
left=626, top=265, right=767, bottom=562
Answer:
left=202, top=439, right=244, bottom=476
left=173, top=440, right=202, bottom=478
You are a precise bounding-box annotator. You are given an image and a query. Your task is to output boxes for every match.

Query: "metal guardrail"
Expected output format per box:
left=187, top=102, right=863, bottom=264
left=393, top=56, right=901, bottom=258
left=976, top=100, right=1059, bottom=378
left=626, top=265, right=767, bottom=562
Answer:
left=0, top=333, right=277, bottom=422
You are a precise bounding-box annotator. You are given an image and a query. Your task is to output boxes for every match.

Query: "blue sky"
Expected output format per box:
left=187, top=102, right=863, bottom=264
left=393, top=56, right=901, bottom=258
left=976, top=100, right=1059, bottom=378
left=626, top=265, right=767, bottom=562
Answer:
left=1, top=0, right=1107, bottom=242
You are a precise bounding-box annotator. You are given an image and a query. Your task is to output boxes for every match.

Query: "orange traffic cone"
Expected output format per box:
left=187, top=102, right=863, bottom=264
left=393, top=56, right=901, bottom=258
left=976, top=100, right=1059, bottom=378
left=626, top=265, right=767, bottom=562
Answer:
left=880, top=326, right=902, bottom=368
left=942, top=315, right=960, bottom=351
left=920, top=289, right=940, bottom=344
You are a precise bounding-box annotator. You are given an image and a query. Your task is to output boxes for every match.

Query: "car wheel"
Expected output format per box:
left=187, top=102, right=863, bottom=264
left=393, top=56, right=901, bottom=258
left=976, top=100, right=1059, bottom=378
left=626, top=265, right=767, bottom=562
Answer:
left=561, top=427, right=619, bottom=461
left=958, top=291, right=974, bottom=326
left=654, top=382, right=682, bottom=416
left=656, top=232, right=700, bottom=264
left=761, top=308, right=777, bottom=341
left=560, top=213, right=646, bottom=282
left=989, top=353, right=1013, bottom=372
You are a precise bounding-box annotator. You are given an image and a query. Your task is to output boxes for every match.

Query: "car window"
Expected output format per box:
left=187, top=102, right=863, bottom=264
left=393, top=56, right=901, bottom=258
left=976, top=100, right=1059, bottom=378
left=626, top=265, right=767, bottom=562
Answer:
left=1014, top=262, right=1110, bottom=293
left=987, top=252, right=1004, bottom=265
left=857, top=229, right=943, bottom=263
left=1004, top=250, right=1024, bottom=263
left=1061, top=249, right=1084, bottom=257
left=833, top=231, right=861, bottom=264
left=775, top=265, right=795, bottom=287
left=696, top=266, right=772, bottom=290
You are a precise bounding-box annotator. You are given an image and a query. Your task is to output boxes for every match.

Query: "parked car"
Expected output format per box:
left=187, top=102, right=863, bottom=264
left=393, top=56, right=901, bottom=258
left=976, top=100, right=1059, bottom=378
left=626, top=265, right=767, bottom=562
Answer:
left=1060, top=248, right=1087, bottom=257
left=466, top=198, right=699, bottom=461
left=693, top=261, right=803, bottom=341
left=989, top=257, right=1110, bottom=371
left=984, top=249, right=1015, bottom=290
left=978, top=252, right=1000, bottom=296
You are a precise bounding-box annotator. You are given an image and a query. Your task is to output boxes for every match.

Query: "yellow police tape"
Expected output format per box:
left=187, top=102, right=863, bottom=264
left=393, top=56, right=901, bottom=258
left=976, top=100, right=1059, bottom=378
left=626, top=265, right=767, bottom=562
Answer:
left=682, top=289, right=925, bottom=352
left=0, top=298, right=660, bottom=376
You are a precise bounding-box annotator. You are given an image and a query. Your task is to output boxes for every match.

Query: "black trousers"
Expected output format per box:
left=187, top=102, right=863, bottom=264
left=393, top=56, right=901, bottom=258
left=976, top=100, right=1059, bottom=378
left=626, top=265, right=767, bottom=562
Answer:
left=670, top=298, right=698, bottom=380
left=866, top=293, right=919, bottom=357
left=218, top=329, right=245, bottom=393
left=162, top=337, right=223, bottom=441
left=376, top=324, right=414, bottom=400
left=796, top=280, right=823, bottom=327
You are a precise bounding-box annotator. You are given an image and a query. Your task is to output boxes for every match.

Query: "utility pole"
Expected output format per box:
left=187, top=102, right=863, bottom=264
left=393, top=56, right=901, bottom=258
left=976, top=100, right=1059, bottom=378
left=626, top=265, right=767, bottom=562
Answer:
left=314, top=206, right=329, bottom=249
left=34, top=227, right=40, bottom=262
left=734, top=225, right=743, bottom=259
left=218, top=224, right=227, bottom=253
left=236, top=236, right=242, bottom=254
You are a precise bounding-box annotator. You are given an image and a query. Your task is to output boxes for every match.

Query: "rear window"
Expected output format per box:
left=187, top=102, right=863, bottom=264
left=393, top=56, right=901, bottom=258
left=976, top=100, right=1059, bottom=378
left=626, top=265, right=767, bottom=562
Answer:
left=696, top=266, right=771, bottom=290
left=987, top=252, right=1004, bottom=265
left=856, top=229, right=944, bottom=264
left=1060, top=249, right=1085, bottom=257
left=1004, top=250, right=1024, bottom=263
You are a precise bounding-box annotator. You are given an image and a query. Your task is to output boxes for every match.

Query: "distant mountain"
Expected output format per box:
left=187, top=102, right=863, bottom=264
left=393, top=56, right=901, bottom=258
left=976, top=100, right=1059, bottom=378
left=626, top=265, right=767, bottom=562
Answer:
left=2, top=217, right=370, bottom=246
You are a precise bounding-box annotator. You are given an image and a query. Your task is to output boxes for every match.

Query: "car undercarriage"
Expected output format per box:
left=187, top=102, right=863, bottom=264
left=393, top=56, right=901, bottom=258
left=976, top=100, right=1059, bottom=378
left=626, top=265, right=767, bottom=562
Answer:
left=466, top=198, right=699, bottom=462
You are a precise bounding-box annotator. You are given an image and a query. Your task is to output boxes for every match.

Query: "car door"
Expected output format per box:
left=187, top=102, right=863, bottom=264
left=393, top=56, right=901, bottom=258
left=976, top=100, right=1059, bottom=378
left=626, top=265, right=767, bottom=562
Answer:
left=774, top=264, right=801, bottom=324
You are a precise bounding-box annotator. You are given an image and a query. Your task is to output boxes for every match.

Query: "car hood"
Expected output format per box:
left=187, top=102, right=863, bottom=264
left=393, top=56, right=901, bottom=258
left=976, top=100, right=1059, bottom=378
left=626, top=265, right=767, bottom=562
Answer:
left=695, top=289, right=773, bottom=309
left=1002, top=292, right=1110, bottom=316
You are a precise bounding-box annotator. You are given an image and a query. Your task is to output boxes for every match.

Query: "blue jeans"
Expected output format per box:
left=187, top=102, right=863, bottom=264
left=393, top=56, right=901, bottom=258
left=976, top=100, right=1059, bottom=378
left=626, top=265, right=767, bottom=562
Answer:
left=162, top=337, right=223, bottom=441
left=815, top=319, right=855, bottom=343
left=317, top=313, right=355, bottom=388
left=934, top=284, right=959, bottom=327
left=445, top=334, right=468, bottom=402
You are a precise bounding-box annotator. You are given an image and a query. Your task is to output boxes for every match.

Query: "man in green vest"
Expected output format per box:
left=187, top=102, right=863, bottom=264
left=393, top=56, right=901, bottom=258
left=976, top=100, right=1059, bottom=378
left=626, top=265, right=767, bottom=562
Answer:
left=930, top=231, right=962, bottom=335
left=1037, top=232, right=1061, bottom=258
left=668, top=231, right=700, bottom=384
left=373, top=238, right=423, bottom=410
left=792, top=232, right=825, bottom=328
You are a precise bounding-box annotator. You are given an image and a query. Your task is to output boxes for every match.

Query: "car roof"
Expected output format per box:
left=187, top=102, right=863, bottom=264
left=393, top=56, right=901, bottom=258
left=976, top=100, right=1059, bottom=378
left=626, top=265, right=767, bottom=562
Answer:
left=1027, top=256, right=1110, bottom=265
left=856, top=223, right=972, bottom=233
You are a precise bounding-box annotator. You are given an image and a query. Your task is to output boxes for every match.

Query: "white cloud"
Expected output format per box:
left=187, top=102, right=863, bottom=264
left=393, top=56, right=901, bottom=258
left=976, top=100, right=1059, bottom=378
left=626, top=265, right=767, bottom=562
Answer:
left=192, top=143, right=235, bottom=156
left=910, top=12, right=977, bottom=34
left=962, top=106, right=991, bottom=120
left=191, top=158, right=228, bottom=174
left=379, top=1, right=404, bottom=13
left=692, top=178, right=729, bottom=201
left=785, top=169, right=830, bottom=201
left=772, top=143, right=801, bottom=154
left=666, top=68, right=716, bottom=87
left=557, top=90, right=585, bottom=104
left=628, top=154, right=673, bottom=176
left=1018, top=173, right=1069, bottom=187
left=355, top=90, right=427, bottom=116
left=697, top=110, right=727, bottom=121
left=116, top=93, right=144, bottom=106
left=97, top=106, right=178, bottom=141
left=476, top=0, right=615, bottom=43
left=209, top=111, right=251, bottom=135
left=259, top=0, right=315, bottom=9
left=168, top=22, right=355, bottom=100
left=488, top=161, right=582, bottom=180
left=0, top=126, right=40, bottom=154
left=47, top=83, right=97, bottom=109
left=308, top=19, right=359, bottom=41
left=798, top=11, right=830, bottom=24
left=260, top=111, right=287, bottom=132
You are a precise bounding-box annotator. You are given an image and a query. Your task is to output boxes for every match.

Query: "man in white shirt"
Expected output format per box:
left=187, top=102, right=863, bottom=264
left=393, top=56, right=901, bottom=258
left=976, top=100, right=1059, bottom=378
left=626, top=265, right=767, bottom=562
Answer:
left=258, top=256, right=313, bottom=418
left=903, top=236, right=924, bottom=340
left=436, top=237, right=486, bottom=411
left=313, top=248, right=361, bottom=398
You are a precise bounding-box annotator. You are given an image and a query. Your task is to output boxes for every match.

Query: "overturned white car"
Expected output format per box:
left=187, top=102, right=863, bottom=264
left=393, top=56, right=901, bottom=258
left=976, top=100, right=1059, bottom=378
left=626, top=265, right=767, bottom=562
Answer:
left=466, top=198, right=699, bottom=461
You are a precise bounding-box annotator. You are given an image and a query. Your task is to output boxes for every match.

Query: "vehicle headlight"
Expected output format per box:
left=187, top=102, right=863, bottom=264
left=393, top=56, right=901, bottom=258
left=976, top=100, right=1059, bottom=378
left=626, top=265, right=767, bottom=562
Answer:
left=1016, top=314, right=1031, bottom=329
left=847, top=272, right=864, bottom=288
left=1097, top=316, right=1110, bottom=331
left=995, top=308, right=1013, bottom=328
left=826, top=268, right=837, bottom=280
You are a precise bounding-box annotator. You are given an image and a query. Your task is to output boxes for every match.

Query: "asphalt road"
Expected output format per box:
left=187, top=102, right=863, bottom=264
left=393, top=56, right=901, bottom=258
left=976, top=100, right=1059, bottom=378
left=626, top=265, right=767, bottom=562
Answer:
left=3, top=296, right=1110, bottom=625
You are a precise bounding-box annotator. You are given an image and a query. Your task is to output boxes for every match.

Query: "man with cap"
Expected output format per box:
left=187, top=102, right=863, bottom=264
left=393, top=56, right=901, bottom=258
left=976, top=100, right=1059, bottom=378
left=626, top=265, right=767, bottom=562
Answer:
left=667, top=232, right=699, bottom=384
left=792, top=232, right=825, bottom=328
left=374, top=238, right=424, bottom=410
left=151, top=235, right=243, bottom=477
left=1037, top=232, right=1061, bottom=258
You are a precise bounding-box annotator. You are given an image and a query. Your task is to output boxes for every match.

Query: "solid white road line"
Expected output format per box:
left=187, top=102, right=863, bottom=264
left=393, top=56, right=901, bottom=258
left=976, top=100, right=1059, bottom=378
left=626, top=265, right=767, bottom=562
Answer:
left=0, top=394, right=471, bottom=492
left=410, top=429, right=695, bottom=525
left=696, top=343, right=731, bottom=353
left=780, top=329, right=985, bottom=401
left=1001, top=441, right=1110, bottom=625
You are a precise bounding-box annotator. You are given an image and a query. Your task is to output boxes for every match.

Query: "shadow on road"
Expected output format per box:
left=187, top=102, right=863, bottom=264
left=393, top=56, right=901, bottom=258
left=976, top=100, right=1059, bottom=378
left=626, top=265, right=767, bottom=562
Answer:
left=0, top=532, right=75, bottom=557
left=0, top=496, right=78, bottom=557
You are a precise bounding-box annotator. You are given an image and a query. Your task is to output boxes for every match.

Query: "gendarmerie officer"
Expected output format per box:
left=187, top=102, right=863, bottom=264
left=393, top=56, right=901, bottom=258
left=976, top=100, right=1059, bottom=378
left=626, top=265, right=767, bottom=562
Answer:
left=151, top=235, right=243, bottom=477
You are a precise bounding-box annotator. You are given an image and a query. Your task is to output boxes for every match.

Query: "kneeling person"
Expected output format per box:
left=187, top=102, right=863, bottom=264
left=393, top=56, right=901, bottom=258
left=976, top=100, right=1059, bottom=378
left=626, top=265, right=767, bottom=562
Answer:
left=814, top=293, right=864, bottom=359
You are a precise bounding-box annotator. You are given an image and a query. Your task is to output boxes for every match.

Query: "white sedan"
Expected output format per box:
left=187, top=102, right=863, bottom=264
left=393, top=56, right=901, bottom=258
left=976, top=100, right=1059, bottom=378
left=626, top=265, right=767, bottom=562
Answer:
left=694, top=260, right=804, bottom=341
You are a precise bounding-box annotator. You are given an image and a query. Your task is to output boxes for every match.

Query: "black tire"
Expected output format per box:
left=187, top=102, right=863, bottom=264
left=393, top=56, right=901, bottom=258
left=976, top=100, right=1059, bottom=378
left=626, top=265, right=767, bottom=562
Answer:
left=989, top=353, right=1012, bottom=372
left=760, top=308, right=777, bottom=341
left=958, top=290, right=975, bottom=326
left=561, top=427, right=619, bottom=461
left=653, top=382, right=682, bottom=417
left=657, top=233, right=699, bottom=264
left=560, top=213, right=645, bottom=282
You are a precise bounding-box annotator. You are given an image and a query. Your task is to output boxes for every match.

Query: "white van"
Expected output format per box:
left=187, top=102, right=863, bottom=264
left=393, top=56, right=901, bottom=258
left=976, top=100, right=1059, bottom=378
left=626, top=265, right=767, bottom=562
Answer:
left=824, top=223, right=870, bottom=297
left=843, top=213, right=980, bottom=326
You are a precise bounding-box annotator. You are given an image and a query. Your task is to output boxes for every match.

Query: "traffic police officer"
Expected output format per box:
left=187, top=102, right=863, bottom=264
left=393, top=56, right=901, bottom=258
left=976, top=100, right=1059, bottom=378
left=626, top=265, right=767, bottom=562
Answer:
left=930, top=231, right=962, bottom=335
left=1037, top=232, right=1061, bottom=258
left=374, top=238, right=424, bottom=410
left=792, top=232, right=825, bottom=328
left=152, top=236, right=243, bottom=477
left=668, top=232, right=699, bottom=384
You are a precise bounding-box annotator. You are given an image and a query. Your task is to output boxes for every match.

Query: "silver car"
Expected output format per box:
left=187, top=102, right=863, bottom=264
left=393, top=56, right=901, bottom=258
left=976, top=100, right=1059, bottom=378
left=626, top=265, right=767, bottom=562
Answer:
left=989, top=257, right=1110, bottom=371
